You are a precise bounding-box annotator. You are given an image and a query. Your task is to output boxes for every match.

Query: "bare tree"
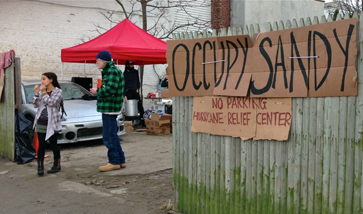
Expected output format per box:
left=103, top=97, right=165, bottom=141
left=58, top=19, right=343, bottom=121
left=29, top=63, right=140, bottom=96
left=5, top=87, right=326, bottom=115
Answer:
left=325, top=0, right=362, bottom=19
left=92, top=0, right=211, bottom=101
left=111, top=0, right=211, bottom=39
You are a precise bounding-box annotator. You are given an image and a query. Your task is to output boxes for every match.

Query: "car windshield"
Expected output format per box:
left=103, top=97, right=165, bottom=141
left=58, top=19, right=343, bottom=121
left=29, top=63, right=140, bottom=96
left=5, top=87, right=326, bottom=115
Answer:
left=24, top=82, right=93, bottom=103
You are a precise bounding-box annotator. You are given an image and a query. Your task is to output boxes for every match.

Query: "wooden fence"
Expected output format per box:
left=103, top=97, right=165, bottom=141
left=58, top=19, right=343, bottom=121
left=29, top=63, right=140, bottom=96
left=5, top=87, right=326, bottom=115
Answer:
left=172, top=13, right=363, bottom=214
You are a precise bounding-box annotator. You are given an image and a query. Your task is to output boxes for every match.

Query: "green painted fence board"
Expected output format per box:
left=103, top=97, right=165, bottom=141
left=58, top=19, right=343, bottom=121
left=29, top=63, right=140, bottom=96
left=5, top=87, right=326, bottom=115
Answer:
left=0, top=60, right=15, bottom=160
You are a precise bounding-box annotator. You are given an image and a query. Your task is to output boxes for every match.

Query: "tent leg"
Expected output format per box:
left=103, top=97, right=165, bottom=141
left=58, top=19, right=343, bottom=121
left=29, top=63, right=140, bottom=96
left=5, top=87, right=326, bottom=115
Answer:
left=61, top=63, right=64, bottom=80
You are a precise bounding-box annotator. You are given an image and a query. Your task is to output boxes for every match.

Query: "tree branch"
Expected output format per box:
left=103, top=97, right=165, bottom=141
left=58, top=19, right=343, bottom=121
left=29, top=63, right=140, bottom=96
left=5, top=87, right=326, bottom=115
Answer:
left=115, top=0, right=129, bottom=18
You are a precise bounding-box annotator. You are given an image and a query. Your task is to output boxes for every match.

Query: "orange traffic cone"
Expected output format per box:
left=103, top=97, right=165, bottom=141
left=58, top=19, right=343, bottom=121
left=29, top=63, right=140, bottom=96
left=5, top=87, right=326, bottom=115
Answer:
left=33, top=132, right=48, bottom=159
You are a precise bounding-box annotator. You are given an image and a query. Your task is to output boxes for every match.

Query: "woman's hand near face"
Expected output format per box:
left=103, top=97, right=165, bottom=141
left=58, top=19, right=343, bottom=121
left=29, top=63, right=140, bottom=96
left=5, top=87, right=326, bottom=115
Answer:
left=34, top=85, right=39, bottom=94
left=40, top=85, right=46, bottom=94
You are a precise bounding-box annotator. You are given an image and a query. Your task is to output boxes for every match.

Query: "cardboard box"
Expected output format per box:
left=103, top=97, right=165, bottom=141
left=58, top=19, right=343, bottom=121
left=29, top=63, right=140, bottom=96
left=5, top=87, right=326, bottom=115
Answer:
left=161, top=89, right=170, bottom=99
left=145, top=113, right=172, bottom=135
left=124, top=121, right=133, bottom=132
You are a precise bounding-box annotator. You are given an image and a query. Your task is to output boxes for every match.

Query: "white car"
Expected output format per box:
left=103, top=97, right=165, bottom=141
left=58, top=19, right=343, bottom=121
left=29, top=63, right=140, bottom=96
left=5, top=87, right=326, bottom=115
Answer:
left=21, top=80, right=126, bottom=144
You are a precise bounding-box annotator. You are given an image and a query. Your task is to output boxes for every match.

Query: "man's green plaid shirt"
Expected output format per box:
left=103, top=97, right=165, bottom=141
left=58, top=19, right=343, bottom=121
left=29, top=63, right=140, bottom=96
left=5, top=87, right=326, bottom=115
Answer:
left=97, top=61, right=124, bottom=113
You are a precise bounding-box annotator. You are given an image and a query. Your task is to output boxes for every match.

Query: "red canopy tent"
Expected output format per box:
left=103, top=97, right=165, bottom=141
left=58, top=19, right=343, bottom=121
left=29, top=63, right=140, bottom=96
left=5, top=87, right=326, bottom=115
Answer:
left=61, top=19, right=167, bottom=65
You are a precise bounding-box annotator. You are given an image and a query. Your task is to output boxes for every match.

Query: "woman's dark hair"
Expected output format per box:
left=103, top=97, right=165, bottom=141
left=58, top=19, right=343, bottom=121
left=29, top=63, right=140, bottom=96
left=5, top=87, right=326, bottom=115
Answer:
left=125, top=60, right=131, bottom=71
left=42, top=72, right=67, bottom=118
left=125, top=60, right=135, bottom=71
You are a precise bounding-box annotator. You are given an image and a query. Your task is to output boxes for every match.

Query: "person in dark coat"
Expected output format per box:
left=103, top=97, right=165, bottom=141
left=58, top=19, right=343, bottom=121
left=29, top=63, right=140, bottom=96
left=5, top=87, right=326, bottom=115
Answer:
left=161, top=75, right=168, bottom=88
left=124, top=60, right=145, bottom=126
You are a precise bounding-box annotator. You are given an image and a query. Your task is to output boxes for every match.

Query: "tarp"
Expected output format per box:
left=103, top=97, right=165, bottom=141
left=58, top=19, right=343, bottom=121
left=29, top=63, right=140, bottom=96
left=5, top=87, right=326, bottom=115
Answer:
left=61, top=19, right=167, bottom=65
left=15, top=109, right=35, bottom=164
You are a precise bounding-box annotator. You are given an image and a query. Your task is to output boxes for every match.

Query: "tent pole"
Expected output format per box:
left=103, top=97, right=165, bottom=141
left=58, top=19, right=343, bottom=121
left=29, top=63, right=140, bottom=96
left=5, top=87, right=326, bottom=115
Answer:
left=61, top=62, right=64, bottom=80
left=138, top=65, right=144, bottom=106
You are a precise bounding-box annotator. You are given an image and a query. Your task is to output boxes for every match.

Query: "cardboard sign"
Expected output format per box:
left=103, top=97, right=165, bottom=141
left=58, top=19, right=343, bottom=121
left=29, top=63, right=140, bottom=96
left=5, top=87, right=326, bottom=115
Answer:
left=250, top=18, right=357, bottom=97
left=191, top=96, right=292, bottom=141
left=167, top=35, right=253, bottom=97
left=166, top=18, right=357, bottom=98
left=254, top=98, right=291, bottom=140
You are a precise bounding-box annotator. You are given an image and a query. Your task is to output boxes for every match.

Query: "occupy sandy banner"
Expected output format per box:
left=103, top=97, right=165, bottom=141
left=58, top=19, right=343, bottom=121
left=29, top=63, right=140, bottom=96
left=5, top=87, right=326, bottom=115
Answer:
left=166, top=18, right=357, bottom=98
left=191, top=96, right=292, bottom=141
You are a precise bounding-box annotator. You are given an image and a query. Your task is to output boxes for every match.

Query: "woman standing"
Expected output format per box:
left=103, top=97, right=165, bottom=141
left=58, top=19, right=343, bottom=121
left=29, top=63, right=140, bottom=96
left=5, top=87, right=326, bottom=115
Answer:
left=32, top=72, right=66, bottom=176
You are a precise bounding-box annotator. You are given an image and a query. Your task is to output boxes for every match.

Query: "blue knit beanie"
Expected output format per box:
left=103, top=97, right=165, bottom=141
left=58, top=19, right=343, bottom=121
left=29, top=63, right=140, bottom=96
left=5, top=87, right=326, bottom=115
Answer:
left=96, top=50, right=112, bottom=62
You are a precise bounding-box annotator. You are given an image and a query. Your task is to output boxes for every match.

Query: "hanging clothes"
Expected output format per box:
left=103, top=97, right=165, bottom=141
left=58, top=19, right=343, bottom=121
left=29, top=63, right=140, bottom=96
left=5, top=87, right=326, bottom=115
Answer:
left=0, top=50, right=16, bottom=77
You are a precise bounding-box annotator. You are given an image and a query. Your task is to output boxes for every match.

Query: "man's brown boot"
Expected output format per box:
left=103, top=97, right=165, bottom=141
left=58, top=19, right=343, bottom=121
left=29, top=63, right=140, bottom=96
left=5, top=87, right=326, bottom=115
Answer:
left=120, top=163, right=126, bottom=168
left=99, top=163, right=120, bottom=172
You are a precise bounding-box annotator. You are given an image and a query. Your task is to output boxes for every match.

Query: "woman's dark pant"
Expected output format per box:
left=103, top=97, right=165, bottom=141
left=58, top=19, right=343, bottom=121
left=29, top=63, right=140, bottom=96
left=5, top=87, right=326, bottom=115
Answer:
left=37, top=132, right=60, bottom=159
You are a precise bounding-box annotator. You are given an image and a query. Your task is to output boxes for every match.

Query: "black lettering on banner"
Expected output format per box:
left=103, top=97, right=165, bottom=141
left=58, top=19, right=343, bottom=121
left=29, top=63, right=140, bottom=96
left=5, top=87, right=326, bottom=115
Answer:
left=172, top=44, right=189, bottom=91
left=272, top=36, right=287, bottom=89
left=215, top=41, right=226, bottom=87
left=213, top=41, right=218, bottom=86
left=235, top=38, right=249, bottom=90
left=224, top=41, right=239, bottom=90
left=192, top=43, right=202, bottom=90
left=250, top=37, right=274, bottom=95
left=333, top=24, right=354, bottom=91
left=313, top=31, right=332, bottom=91
left=290, top=32, right=309, bottom=92
left=203, top=40, right=213, bottom=90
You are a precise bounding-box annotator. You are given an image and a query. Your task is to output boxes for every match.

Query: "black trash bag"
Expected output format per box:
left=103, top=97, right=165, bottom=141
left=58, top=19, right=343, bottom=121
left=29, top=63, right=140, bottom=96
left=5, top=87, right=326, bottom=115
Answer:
left=15, top=109, right=35, bottom=164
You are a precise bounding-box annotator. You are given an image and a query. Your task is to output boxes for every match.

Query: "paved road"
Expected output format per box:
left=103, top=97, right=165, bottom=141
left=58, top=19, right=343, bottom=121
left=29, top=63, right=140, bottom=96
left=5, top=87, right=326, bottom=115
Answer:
left=0, top=132, right=175, bottom=214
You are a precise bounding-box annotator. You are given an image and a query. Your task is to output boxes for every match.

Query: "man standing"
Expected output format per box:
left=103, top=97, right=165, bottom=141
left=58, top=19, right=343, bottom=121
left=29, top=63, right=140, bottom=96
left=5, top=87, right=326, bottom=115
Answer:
left=90, top=50, right=126, bottom=172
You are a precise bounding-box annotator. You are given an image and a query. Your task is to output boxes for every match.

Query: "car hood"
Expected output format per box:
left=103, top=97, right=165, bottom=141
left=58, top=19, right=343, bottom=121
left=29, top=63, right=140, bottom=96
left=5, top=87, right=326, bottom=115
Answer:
left=62, top=100, right=100, bottom=119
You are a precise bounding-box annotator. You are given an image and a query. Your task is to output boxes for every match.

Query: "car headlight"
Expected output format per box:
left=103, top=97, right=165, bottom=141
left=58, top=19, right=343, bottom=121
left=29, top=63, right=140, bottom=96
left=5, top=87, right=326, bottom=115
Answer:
left=117, top=114, right=123, bottom=121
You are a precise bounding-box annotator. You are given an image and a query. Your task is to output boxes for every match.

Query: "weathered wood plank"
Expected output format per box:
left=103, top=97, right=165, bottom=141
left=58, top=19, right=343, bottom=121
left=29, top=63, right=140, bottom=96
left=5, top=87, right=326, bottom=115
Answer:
left=0, top=62, right=15, bottom=160
left=314, top=96, right=324, bottom=214
left=256, top=140, right=264, bottom=214
left=196, top=133, right=202, bottom=214
left=14, top=58, right=21, bottom=110
left=187, top=97, right=195, bottom=214
left=210, top=135, right=217, bottom=214
left=233, top=137, right=241, bottom=214
left=173, top=95, right=180, bottom=209
left=294, top=97, right=303, bottom=214
left=353, top=12, right=363, bottom=214
left=263, top=139, right=271, bottom=214
left=327, top=14, right=341, bottom=213
left=225, top=136, right=232, bottom=214
left=312, top=16, right=325, bottom=214
left=246, top=139, right=253, bottom=214
left=240, top=139, right=247, bottom=214
left=343, top=97, right=355, bottom=214
left=204, top=133, right=211, bottom=214
left=337, top=96, right=348, bottom=214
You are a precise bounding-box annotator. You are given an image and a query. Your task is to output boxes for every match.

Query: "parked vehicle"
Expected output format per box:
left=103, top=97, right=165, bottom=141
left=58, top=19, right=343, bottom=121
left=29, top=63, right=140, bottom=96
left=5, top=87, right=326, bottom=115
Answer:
left=21, top=80, right=126, bottom=144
